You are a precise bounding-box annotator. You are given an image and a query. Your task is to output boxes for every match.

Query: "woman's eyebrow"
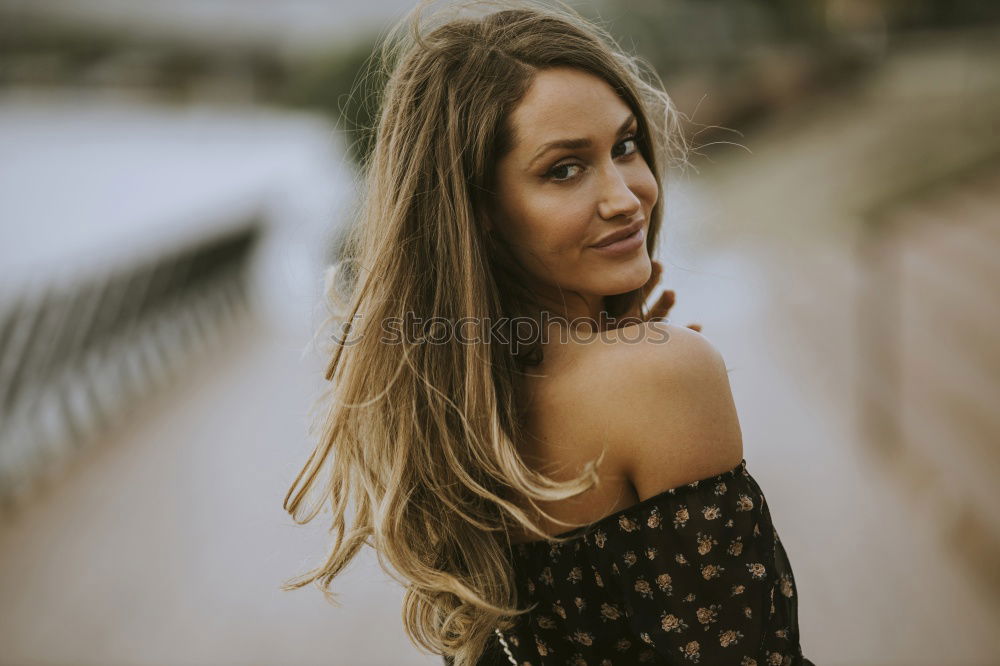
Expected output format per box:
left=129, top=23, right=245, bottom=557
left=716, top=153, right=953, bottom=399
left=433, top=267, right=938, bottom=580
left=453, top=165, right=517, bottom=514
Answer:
left=526, top=113, right=636, bottom=169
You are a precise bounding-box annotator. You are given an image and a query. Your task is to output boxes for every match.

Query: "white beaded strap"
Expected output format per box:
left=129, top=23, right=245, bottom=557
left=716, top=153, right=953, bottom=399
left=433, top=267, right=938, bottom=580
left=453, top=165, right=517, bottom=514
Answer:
left=494, top=628, right=518, bottom=666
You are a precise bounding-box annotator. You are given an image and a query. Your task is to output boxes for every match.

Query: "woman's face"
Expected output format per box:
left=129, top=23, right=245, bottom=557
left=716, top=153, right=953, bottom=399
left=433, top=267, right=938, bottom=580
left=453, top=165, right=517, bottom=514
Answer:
left=491, top=66, right=658, bottom=322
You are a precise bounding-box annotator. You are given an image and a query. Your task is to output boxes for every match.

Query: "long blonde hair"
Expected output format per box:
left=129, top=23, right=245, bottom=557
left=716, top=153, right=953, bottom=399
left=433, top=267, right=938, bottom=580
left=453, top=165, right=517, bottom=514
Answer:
left=282, top=1, right=688, bottom=663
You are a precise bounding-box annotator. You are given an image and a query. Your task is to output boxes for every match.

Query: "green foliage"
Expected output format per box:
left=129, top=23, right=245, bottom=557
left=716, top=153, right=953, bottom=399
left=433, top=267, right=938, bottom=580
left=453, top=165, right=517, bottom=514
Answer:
left=280, top=35, right=388, bottom=169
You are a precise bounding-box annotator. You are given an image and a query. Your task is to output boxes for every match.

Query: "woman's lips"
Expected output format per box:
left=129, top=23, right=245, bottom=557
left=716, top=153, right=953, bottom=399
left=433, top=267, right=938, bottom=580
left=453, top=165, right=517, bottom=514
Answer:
left=589, top=226, right=645, bottom=255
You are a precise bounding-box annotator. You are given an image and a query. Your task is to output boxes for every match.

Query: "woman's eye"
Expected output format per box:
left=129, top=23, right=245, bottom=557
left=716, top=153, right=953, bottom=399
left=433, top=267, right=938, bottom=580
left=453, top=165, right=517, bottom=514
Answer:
left=547, top=163, right=583, bottom=182
left=613, top=135, right=639, bottom=158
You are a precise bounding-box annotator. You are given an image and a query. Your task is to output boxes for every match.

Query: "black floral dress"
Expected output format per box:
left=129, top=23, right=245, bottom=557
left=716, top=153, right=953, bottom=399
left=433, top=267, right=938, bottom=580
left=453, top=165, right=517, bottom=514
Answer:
left=445, top=458, right=815, bottom=666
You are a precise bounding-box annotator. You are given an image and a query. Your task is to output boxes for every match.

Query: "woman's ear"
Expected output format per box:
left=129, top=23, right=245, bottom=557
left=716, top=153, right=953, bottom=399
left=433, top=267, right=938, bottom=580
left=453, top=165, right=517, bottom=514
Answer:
left=482, top=187, right=504, bottom=231
left=482, top=207, right=497, bottom=234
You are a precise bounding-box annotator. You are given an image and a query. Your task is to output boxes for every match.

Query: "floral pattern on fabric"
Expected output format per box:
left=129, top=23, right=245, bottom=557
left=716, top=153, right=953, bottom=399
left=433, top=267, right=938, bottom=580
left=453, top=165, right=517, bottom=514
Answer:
left=456, top=459, right=814, bottom=666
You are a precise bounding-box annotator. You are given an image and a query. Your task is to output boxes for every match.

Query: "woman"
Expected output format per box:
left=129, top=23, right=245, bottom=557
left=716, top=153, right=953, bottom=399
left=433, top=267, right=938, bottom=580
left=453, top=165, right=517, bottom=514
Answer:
left=283, top=2, right=814, bottom=665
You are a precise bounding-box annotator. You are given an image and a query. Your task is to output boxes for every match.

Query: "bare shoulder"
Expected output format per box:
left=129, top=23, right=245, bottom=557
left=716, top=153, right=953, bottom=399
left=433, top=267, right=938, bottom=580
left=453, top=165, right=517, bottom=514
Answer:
left=565, top=321, right=745, bottom=502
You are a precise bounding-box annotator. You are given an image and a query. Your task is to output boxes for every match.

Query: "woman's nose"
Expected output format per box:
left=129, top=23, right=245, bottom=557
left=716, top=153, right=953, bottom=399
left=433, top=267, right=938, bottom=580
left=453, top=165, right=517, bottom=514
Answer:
left=597, top=165, right=642, bottom=221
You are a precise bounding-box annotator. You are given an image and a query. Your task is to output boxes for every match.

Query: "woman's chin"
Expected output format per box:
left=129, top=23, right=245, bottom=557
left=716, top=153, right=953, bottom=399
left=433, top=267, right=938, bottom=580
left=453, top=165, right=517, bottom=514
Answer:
left=603, top=257, right=651, bottom=295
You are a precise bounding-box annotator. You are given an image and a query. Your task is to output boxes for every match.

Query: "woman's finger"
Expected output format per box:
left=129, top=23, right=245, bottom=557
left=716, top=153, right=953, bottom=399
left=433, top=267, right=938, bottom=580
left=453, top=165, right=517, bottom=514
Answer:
left=641, top=260, right=663, bottom=302
left=646, top=289, right=675, bottom=321
left=686, top=323, right=702, bottom=332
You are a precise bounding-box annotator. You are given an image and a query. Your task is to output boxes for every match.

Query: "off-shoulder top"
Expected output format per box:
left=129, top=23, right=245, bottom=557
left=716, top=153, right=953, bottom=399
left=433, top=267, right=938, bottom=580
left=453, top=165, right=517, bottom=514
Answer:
left=445, top=458, right=813, bottom=666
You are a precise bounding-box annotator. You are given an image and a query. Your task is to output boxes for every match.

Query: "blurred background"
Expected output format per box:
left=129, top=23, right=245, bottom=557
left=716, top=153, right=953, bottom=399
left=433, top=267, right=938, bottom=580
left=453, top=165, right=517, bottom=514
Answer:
left=1, top=0, right=998, bottom=664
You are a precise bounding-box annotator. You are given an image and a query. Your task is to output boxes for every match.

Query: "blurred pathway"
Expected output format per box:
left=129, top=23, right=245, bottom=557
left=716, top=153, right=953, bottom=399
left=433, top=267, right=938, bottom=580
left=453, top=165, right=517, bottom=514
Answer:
left=0, top=310, right=441, bottom=666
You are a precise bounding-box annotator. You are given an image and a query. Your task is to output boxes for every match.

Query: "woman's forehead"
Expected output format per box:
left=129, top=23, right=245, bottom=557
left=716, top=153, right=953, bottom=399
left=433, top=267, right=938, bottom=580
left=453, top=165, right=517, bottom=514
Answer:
left=507, top=69, right=634, bottom=164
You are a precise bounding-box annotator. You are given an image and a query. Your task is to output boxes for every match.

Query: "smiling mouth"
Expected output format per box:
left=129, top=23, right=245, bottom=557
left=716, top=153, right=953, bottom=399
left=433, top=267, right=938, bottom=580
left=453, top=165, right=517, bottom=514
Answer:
left=589, top=225, right=645, bottom=254
left=590, top=219, right=645, bottom=248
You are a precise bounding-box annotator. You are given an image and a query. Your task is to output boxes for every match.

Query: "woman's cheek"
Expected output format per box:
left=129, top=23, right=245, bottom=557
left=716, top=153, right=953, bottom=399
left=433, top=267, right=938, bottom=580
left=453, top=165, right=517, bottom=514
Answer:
left=549, top=196, right=592, bottom=249
left=633, top=163, right=659, bottom=208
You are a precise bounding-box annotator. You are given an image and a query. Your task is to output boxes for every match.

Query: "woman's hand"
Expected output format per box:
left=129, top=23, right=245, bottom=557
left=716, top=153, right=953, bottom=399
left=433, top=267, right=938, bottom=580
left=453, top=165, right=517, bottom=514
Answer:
left=638, top=260, right=702, bottom=332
